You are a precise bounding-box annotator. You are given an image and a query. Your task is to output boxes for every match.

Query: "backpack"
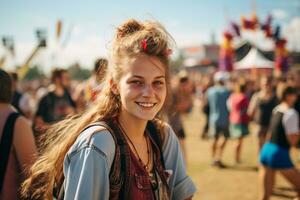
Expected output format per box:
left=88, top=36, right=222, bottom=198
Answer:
left=54, top=119, right=165, bottom=200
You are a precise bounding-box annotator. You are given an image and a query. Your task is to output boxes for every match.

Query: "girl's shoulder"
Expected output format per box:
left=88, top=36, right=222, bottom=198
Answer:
left=160, top=121, right=178, bottom=147
left=151, top=119, right=172, bottom=142
left=67, top=124, right=116, bottom=160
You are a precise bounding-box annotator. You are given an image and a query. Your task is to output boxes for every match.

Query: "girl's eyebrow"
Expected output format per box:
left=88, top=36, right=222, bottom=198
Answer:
left=154, top=76, right=166, bottom=79
left=131, top=75, right=165, bottom=79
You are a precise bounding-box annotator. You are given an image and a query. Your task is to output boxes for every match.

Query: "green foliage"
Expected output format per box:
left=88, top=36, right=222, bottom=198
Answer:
left=23, top=65, right=46, bottom=81
left=68, top=63, right=91, bottom=80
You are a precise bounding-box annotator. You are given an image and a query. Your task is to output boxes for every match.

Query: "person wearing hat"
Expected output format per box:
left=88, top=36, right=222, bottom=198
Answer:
left=206, top=71, right=230, bottom=168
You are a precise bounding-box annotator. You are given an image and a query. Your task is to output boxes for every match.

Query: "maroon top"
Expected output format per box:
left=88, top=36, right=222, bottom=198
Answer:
left=128, top=148, right=157, bottom=200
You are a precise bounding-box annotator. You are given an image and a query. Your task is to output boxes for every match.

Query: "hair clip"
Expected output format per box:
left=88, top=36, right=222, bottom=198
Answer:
left=141, top=39, right=148, bottom=52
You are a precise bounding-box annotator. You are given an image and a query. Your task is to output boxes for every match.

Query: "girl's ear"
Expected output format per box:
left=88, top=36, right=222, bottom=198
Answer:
left=110, top=79, right=119, bottom=95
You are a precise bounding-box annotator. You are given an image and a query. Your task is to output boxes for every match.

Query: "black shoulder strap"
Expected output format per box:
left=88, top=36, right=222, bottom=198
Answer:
left=0, top=112, right=20, bottom=192
left=147, top=121, right=166, bottom=169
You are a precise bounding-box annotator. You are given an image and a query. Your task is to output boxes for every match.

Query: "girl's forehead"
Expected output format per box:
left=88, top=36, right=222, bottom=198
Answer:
left=124, top=55, right=166, bottom=77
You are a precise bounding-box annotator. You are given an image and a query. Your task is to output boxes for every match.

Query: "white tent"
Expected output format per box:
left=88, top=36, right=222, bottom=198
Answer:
left=234, top=48, right=274, bottom=70
left=183, top=57, right=198, bottom=67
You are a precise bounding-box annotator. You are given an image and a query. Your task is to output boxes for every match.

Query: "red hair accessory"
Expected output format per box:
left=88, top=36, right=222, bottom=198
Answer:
left=141, top=39, right=148, bottom=51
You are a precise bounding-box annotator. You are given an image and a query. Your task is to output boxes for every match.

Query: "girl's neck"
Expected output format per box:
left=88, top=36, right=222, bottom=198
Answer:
left=281, top=101, right=293, bottom=109
left=118, top=111, right=147, bottom=142
left=54, top=86, right=65, bottom=96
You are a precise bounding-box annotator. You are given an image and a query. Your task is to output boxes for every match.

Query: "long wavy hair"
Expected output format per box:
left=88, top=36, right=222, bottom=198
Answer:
left=21, top=19, right=174, bottom=199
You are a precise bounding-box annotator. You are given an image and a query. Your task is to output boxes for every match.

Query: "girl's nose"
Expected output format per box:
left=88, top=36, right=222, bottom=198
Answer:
left=142, top=84, right=154, bottom=97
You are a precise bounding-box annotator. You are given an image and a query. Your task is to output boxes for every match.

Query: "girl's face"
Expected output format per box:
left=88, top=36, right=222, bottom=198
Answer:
left=117, top=55, right=167, bottom=121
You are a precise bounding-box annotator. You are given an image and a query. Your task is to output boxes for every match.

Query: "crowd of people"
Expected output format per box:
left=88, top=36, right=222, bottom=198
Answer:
left=197, top=70, right=300, bottom=199
left=0, top=18, right=300, bottom=200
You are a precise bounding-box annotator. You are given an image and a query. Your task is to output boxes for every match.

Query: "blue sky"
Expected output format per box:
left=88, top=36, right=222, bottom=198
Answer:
left=1, top=0, right=299, bottom=71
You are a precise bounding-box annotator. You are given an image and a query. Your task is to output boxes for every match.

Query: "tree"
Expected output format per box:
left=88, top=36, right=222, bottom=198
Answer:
left=23, top=65, right=46, bottom=81
left=68, top=63, right=91, bottom=80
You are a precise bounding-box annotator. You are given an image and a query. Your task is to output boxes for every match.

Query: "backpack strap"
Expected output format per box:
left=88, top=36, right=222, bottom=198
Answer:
left=147, top=121, right=171, bottom=197
left=103, top=119, right=131, bottom=200
left=0, top=112, right=20, bottom=192
left=84, top=119, right=131, bottom=200
left=146, top=121, right=166, bottom=169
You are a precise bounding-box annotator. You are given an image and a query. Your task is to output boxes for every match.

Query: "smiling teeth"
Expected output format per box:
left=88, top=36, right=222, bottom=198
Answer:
left=137, top=102, right=155, bottom=107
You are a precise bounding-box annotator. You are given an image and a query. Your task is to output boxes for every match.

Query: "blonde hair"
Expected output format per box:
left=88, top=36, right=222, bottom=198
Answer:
left=21, top=19, right=174, bottom=199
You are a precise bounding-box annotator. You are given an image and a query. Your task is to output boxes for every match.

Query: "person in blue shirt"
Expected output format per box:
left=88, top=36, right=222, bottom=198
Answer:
left=206, top=71, right=230, bottom=168
left=22, top=19, right=196, bottom=200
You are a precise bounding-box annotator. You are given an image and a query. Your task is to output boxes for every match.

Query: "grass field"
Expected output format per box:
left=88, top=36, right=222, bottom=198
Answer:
left=182, top=105, right=300, bottom=200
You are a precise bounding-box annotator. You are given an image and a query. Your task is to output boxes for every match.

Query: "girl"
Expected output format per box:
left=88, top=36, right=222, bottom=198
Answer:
left=227, top=79, right=249, bottom=164
left=22, top=19, right=196, bottom=200
left=259, top=86, right=300, bottom=200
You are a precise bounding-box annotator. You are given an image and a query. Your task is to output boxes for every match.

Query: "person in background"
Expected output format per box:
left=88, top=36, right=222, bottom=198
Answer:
left=227, top=79, right=250, bottom=164
left=33, top=68, right=76, bottom=136
left=10, top=72, right=23, bottom=114
left=200, top=75, right=213, bottom=140
left=74, top=58, right=108, bottom=112
left=289, top=71, right=300, bottom=162
left=248, top=76, right=278, bottom=152
left=167, top=72, right=194, bottom=164
left=206, top=71, right=230, bottom=168
left=0, top=69, right=37, bottom=200
left=259, top=86, right=300, bottom=200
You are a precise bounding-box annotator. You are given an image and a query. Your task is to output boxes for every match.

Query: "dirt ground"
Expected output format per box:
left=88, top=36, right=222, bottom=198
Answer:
left=182, top=105, right=300, bottom=200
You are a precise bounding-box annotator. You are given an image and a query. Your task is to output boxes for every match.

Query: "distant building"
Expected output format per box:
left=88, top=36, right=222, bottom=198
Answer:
left=180, top=41, right=300, bottom=72
left=180, top=44, right=220, bottom=73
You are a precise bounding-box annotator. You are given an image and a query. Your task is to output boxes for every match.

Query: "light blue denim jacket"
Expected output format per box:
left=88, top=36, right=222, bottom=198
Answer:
left=63, top=123, right=196, bottom=200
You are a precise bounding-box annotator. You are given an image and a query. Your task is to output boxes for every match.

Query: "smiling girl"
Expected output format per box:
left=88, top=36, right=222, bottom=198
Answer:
left=21, top=19, right=196, bottom=200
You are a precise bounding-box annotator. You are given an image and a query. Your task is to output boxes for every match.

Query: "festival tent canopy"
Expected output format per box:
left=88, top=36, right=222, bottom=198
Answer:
left=183, top=58, right=199, bottom=67
left=234, top=47, right=274, bottom=69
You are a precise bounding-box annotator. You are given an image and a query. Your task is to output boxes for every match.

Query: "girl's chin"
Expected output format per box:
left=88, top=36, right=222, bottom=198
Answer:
left=135, top=114, right=156, bottom=121
left=131, top=111, right=158, bottom=121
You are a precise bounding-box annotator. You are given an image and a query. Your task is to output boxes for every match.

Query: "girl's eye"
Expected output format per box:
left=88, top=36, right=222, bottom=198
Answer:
left=153, top=81, right=165, bottom=87
left=131, top=80, right=143, bottom=85
left=153, top=80, right=165, bottom=86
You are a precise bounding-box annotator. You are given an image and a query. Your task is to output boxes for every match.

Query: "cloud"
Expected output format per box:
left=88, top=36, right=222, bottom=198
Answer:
left=171, top=31, right=210, bottom=48
left=53, top=35, right=108, bottom=69
left=1, top=41, right=35, bottom=71
left=72, top=25, right=82, bottom=37
left=271, top=9, right=288, bottom=20
left=283, top=17, right=300, bottom=51
left=1, top=35, right=108, bottom=74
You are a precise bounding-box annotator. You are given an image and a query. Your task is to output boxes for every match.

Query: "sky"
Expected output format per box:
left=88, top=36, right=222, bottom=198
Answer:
left=0, top=0, right=299, bottom=72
